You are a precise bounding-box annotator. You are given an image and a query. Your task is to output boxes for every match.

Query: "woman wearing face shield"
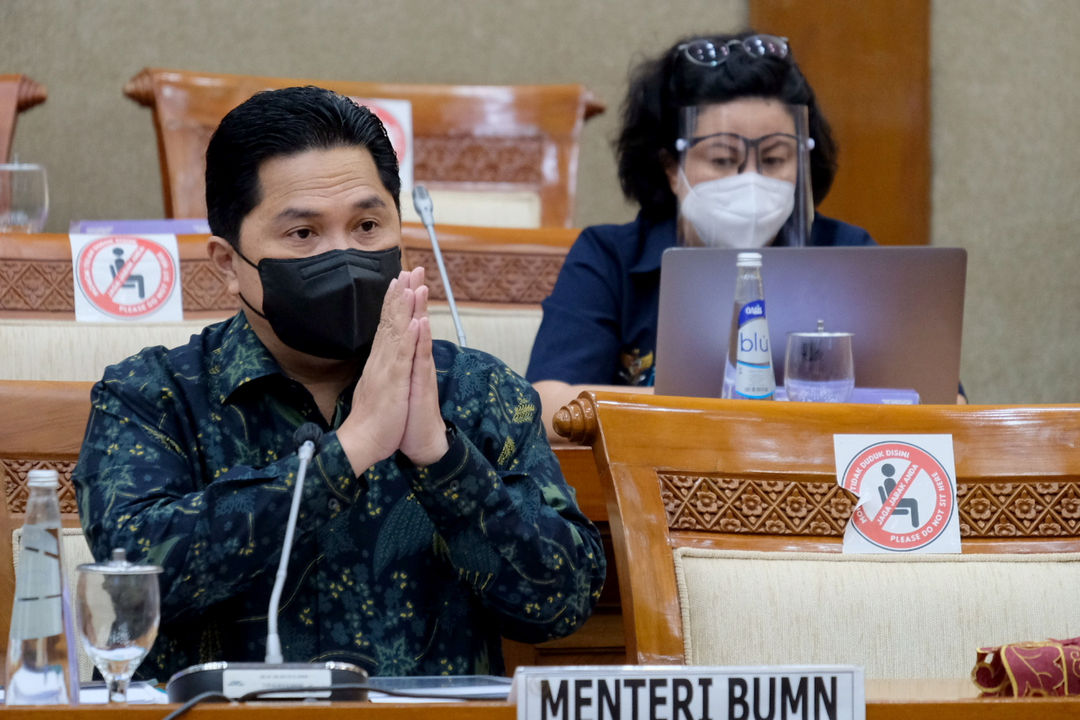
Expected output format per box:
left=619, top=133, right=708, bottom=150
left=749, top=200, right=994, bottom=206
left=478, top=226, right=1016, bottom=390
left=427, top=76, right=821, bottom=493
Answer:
left=525, top=32, right=876, bottom=437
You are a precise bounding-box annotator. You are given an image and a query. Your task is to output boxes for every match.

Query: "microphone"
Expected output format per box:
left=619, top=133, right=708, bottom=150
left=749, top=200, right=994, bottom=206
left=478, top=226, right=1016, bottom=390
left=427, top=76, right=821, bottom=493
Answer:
left=165, top=423, right=368, bottom=703
left=412, top=185, right=468, bottom=347
left=292, top=421, right=324, bottom=449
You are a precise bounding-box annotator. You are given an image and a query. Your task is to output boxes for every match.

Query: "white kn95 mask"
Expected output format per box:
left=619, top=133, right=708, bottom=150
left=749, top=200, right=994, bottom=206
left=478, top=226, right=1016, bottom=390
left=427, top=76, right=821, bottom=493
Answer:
left=679, top=170, right=796, bottom=248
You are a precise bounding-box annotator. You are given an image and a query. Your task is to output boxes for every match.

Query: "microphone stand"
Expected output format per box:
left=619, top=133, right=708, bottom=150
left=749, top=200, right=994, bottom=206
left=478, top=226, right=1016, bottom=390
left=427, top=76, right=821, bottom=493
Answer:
left=264, top=424, right=320, bottom=663
left=412, top=185, right=468, bottom=347
left=165, top=424, right=367, bottom=703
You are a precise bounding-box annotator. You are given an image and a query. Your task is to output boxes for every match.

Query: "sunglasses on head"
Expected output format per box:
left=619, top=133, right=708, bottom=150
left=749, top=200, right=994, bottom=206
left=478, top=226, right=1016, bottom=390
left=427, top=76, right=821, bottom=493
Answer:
left=677, top=34, right=790, bottom=67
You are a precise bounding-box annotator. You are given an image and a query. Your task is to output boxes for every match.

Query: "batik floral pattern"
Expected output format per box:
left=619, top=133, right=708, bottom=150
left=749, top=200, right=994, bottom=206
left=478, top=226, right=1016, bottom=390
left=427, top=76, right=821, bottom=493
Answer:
left=74, top=314, right=605, bottom=680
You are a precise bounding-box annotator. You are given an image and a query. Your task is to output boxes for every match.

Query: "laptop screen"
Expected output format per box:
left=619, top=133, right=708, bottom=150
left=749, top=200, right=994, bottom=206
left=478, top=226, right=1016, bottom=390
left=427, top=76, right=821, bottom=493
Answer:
left=654, top=246, right=967, bottom=404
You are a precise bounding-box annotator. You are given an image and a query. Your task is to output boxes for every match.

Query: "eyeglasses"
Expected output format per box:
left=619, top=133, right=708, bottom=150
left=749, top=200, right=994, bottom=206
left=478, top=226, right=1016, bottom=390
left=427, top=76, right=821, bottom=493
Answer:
left=677, top=34, right=789, bottom=67
left=676, top=132, right=808, bottom=178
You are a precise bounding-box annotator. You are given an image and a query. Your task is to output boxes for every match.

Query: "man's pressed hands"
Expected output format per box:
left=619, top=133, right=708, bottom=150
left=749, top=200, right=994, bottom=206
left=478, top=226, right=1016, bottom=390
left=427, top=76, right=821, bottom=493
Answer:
left=339, top=266, right=448, bottom=474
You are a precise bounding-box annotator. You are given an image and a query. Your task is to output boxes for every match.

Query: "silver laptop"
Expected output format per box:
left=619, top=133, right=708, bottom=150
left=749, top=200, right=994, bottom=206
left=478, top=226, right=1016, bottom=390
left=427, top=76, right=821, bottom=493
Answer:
left=654, top=247, right=967, bottom=404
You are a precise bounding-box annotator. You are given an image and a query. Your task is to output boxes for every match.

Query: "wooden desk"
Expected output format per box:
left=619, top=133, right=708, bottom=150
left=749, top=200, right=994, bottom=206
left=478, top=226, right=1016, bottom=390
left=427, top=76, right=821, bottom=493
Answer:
left=1, top=681, right=1079, bottom=718
left=866, top=678, right=1080, bottom=719
left=0, top=703, right=514, bottom=718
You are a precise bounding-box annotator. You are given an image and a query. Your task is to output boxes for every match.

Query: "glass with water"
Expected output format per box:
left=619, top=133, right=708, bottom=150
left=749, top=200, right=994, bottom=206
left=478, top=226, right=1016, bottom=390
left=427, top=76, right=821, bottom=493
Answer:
left=0, top=162, right=49, bottom=232
left=784, top=320, right=855, bottom=402
left=75, top=549, right=162, bottom=703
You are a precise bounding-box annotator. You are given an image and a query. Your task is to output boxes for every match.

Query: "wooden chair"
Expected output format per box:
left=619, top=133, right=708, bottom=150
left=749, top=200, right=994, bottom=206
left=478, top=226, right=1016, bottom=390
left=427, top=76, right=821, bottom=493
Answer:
left=399, top=223, right=577, bottom=305
left=123, top=68, right=604, bottom=227
left=0, top=74, right=47, bottom=162
left=555, top=392, right=1080, bottom=678
left=0, top=224, right=577, bottom=320
left=0, top=224, right=577, bottom=381
left=0, top=231, right=228, bottom=321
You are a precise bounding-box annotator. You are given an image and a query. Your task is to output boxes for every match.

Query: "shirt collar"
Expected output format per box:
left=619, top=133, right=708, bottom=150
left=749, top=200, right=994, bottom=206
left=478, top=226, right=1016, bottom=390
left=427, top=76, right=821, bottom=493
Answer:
left=211, top=313, right=287, bottom=404
left=628, top=215, right=678, bottom=275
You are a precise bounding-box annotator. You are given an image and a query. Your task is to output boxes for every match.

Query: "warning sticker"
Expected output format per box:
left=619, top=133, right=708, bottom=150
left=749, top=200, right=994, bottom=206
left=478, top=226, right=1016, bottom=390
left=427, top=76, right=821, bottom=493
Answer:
left=349, top=97, right=413, bottom=200
left=834, top=435, right=961, bottom=554
left=70, top=234, right=183, bottom=321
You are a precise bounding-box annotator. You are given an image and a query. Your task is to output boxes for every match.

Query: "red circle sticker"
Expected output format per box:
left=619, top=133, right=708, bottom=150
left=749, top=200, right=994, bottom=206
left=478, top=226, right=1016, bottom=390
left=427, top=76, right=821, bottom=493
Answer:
left=356, top=99, right=408, bottom=163
left=76, top=235, right=177, bottom=318
left=841, top=441, right=954, bottom=551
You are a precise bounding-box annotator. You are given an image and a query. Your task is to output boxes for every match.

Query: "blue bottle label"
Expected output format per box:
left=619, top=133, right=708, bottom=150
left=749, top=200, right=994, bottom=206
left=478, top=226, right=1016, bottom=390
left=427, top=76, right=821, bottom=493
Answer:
left=734, top=300, right=775, bottom=399
left=738, top=299, right=767, bottom=326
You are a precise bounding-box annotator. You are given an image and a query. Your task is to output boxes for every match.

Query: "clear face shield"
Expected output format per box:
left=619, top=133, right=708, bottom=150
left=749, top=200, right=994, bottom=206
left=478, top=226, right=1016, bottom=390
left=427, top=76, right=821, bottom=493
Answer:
left=674, top=101, right=814, bottom=248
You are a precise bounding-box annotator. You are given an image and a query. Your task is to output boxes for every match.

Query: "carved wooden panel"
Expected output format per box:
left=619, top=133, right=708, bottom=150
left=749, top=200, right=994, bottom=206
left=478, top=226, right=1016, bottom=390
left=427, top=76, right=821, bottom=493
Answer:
left=404, top=249, right=562, bottom=304
left=960, top=482, right=1080, bottom=538
left=153, top=252, right=560, bottom=307
left=661, top=473, right=854, bottom=536
left=660, top=473, right=1080, bottom=539
left=169, top=124, right=545, bottom=190
left=2, top=459, right=79, bottom=515
left=0, top=258, right=238, bottom=314
left=0, top=259, right=74, bottom=312
left=414, top=136, right=544, bottom=184
left=2, top=248, right=562, bottom=314
left=180, top=259, right=237, bottom=313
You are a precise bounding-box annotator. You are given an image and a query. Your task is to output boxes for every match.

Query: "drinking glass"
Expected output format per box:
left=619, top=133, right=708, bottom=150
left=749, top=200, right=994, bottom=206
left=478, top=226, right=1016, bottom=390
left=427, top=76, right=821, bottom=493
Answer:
left=784, top=321, right=855, bottom=402
left=75, top=549, right=162, bottom=703
left=0, top=162, right=49, bottom=233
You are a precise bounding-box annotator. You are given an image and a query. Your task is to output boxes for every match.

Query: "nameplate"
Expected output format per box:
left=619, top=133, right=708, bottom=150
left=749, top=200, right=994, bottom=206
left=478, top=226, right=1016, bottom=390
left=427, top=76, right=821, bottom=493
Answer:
left=511, top=665, right=864, bottom=720
left=221, top=667, right=331, bottom=699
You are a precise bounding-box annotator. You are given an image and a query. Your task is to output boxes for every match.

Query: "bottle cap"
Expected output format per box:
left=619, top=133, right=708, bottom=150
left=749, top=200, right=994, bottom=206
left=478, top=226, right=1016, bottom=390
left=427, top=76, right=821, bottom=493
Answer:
left=736, top=252, right=762, bottom=267
left=27, top=469, right=59, bottom=488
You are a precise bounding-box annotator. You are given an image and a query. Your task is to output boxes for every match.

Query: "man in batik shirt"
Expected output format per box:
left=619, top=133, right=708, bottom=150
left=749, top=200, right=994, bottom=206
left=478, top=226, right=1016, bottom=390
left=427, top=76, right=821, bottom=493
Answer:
left=73, top=86, right=605, bottom=680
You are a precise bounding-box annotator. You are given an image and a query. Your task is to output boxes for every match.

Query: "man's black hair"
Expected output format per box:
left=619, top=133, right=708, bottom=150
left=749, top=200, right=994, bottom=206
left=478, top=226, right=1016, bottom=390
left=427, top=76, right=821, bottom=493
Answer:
left=616, top=30, right=838, bottom=221
left=205, top=85, right=401, bottom=246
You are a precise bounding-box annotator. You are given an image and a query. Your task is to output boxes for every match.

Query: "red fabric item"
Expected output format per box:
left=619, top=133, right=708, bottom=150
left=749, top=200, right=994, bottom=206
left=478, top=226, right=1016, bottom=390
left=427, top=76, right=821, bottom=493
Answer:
left=973, top=636, right=1080, bottom=696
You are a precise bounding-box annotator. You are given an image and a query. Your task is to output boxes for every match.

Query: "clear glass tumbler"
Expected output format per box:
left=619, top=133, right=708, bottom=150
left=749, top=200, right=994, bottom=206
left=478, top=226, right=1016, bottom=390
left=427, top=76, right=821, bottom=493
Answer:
left=75, top=549, right=162, bottom=703
left=784, top=321, right=855, bottom=402
left=0, top=162, right=49, bottom=232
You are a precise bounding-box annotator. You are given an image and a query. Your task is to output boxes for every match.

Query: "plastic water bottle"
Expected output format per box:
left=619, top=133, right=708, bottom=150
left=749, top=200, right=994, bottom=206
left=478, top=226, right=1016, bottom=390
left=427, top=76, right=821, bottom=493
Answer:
left=4, top=469, right=80, bottom=705
left=721, top=252, right=776, bottom=400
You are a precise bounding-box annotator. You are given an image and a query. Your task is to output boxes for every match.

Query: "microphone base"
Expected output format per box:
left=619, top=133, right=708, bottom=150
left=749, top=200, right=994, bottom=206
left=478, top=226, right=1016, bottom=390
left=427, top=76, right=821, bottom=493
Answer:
left=166, top=661, right=368, bottom=703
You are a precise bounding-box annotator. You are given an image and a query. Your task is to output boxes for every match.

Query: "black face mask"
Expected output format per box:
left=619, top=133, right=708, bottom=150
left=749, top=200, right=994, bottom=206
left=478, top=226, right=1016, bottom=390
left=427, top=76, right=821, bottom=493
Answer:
left=237, top=246, right=402, bottom=360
